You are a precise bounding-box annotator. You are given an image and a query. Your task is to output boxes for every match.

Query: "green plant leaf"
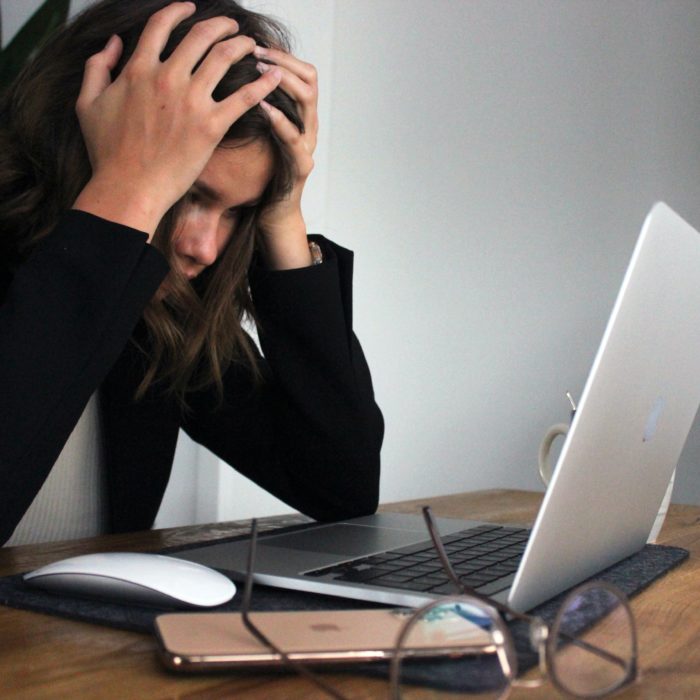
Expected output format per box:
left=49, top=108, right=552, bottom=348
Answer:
left=0, top=0, right=70, bottom=93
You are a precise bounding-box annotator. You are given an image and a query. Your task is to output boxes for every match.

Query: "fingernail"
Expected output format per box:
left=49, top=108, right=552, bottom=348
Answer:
left=253, top=46, right=267, bottom=57
left=269, top=67, right=282, bottom=82
left=256, top=61, right=270, bottom=74
left=259, top=100, right=273, bottom=113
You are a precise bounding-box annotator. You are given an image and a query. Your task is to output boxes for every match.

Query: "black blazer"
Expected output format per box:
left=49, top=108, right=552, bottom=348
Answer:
left=0, top=211, right=383, bottom=544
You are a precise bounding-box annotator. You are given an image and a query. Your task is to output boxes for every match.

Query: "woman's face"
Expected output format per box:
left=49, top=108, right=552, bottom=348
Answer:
left=169, top=139, right=274, bottom=281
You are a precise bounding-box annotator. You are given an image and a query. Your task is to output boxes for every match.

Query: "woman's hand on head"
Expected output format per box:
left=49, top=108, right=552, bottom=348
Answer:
left=254, top=47, right=319, bottom=270
left=72, top=1, right=282, bottom=238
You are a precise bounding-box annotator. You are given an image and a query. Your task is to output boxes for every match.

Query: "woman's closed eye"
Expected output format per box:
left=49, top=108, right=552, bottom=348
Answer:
left=223, top=205, right=243, bottom=222
left=183, top=189, right=206, bottom=209
left=183, top=189, right=256, bottom=221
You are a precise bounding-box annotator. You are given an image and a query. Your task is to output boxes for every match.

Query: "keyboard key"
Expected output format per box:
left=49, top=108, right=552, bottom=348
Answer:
left=364, top=553, right=402, bottom=563
left=391, top=541, right=435, bottom=555
left=410, top=564, right=443, bottom=575
left=429, top=583, right=462, bottom=595
left=441, top=526, right=500, bottom=543
left=371, top=572, right=417, bottom=584
left=476, top=575, right=516, bottom=596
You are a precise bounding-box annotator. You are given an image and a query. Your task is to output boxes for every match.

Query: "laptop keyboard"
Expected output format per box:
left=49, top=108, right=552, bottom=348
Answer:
left=304, top=524, right=530, bottom=596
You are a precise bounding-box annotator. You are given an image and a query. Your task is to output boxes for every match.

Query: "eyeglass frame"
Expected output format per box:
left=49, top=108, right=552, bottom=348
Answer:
left=238, top=508, right=639, bottom=699
left=388, top=506, right=639, bottom=699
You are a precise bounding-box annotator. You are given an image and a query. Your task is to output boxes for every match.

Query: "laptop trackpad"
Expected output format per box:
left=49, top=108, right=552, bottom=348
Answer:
left=260, top=523, right=425, bottom=557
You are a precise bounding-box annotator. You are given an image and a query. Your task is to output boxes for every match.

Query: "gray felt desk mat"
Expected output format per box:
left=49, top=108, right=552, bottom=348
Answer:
left=0, top=540, right=688, bottom=691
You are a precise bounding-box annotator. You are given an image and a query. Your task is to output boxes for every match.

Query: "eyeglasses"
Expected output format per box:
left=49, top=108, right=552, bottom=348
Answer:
left=240, top=509, right=638, bottom=699
left=389, top=507, right=638, bottom=698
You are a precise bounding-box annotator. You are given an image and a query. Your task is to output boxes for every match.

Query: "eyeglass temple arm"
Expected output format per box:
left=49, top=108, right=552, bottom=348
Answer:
left=240, top=520, right=292, bottom=657
left=421, top=507, right=531, bottom=623
left=422, top=507, right=632, bottom=671
left=240, top=519, right=350, bottom=700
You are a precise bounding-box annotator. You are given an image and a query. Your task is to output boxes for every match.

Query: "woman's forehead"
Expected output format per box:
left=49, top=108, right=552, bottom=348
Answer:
left=195, top=140, right=274, bottom=208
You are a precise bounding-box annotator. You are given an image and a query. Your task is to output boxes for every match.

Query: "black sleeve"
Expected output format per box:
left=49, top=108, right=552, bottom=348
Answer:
left=182, top=237, right=384, bottom=521
left=0, top=211, right=169, bottom=543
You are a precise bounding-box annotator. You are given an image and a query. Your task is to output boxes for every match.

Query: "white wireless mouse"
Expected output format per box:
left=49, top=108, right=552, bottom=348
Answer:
left=23, top=552, right=236, bottom=608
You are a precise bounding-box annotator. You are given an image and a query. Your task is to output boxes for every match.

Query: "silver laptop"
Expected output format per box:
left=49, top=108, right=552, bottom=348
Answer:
left=176, top=202, right=700, bottom=613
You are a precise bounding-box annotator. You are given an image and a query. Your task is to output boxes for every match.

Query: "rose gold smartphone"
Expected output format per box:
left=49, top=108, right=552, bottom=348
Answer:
left=154, top=608, right=491, bottom=671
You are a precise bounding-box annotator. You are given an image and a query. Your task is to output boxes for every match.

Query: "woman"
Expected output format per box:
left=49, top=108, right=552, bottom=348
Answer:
left=0, top=0, right=383, bottom=545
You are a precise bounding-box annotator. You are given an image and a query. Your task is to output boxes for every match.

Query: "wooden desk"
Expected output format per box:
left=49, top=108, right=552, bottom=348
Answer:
left=1, top=489, right=698, bottom=699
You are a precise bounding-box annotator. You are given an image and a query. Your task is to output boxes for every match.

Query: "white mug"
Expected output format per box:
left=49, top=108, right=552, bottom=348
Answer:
left=538, top=392, right=578, bottom=487
left=537, top=422, right=569, bottom=487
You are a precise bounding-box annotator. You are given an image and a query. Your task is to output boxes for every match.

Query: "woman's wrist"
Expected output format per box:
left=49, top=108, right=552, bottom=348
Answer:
left=72, top=176, right=168, bottom=239
left=259, top=215, right=314, bottom=270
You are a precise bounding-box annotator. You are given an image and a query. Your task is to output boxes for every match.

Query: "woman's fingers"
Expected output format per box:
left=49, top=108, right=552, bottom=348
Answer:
left=192, top=34, right=256, bottom=95
left=167, top=15, right=240, bottom=77
left=258, top=63, right=318, bottom=146
left=253, top=47, right=318, bottom=150
left=129, top=1, right=197, bottom=66
left=76, top=34, right=123, bottom=115
left=255, top=48, right=317, bottom=115
left=259, top=99, right=299, bottom=143
left=259, top=100, right=314, bottom=180
left=257, top=60, right=315, bottom=106
left=254, top=45, right=317, bottom=86
left=216, top=68, right=282, bottom=129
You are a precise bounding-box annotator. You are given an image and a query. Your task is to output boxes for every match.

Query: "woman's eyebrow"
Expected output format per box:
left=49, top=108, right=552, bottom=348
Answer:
left=191, top=181, right=262, bottom=208
left=190, top=181, right=221, bottom=202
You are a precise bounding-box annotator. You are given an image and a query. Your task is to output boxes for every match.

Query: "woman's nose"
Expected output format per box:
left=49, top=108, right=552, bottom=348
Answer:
left=178, top=217, right=221, bottom=267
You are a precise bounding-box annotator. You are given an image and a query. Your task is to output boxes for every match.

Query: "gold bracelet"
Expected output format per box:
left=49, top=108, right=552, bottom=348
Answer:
left=309, top=241, right=323, bottom=266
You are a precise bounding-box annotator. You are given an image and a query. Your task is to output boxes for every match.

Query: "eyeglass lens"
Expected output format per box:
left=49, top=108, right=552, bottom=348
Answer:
left=548, top=583, right=636, bottom=697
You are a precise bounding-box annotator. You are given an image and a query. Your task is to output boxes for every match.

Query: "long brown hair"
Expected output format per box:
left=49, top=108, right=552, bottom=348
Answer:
left=0, top=0, right=303, bottom=404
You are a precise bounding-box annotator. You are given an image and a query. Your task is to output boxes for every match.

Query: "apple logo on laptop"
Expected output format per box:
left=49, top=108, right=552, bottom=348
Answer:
left=310, top=624, right=341, bottom=632
left=643, top=396, right=665, bottom=442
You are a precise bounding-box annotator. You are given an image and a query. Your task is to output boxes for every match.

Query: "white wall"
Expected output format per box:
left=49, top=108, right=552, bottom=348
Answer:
left=5, top=1, right=700, bottom=524
left=322, top=0, right=700, bottom=508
